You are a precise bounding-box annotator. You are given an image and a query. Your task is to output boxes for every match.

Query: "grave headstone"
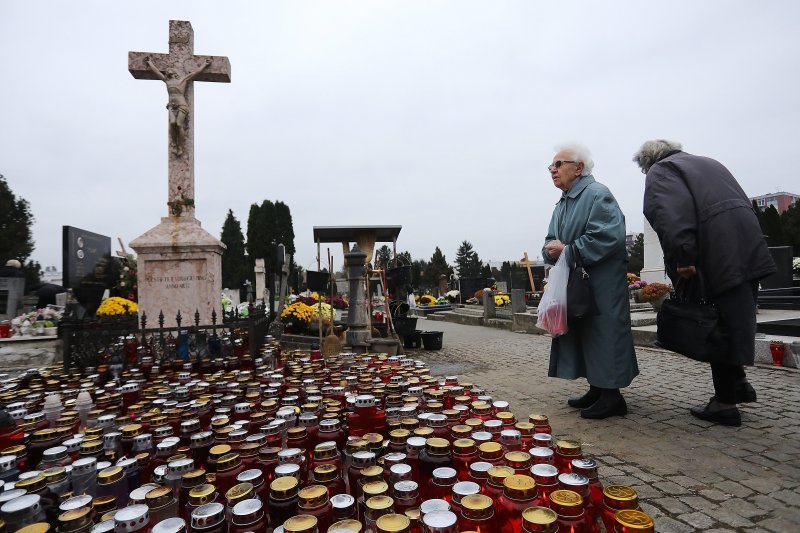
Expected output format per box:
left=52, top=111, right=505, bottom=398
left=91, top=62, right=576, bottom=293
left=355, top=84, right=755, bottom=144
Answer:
left=128, top=20, right=231, bottom=326
left=0, top=278, right=25, bottom=321
left=640, top=218, right=669, bottom=283
left=761, top=246, right=793, bottom=289
left=254, top=259, right=266, bottom=304
left=62, top=226, right=113, bottom=316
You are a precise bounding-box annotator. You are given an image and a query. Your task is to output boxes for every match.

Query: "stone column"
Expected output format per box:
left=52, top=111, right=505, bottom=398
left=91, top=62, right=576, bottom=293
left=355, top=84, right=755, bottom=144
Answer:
left=345, top=245, right=370, bottom=351
left=640, top=218, right=669, bottom=284
left=254, top=259, right=266, bottom=304
left=483, top=288, right=496, bottom=320
left=511, top=289, right=526, bottom=314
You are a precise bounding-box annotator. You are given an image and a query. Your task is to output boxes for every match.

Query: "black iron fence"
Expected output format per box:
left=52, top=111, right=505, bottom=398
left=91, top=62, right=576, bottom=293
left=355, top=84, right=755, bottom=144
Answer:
left=61, top=304, right=269, bottom=371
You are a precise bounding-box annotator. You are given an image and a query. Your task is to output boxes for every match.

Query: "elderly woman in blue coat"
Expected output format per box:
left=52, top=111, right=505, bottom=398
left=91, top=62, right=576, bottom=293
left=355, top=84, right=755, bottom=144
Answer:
left=542, top=144, right=639, bottom=419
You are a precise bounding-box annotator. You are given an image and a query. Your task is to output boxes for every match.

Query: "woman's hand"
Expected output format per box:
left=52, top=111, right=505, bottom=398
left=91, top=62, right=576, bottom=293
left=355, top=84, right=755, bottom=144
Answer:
left=545, top=239, right=566, bottom=260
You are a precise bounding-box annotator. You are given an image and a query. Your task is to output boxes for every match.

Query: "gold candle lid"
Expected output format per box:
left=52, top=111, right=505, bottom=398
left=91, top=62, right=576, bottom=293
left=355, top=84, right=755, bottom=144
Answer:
left=514, top=422, right=534, bottom=436
left=603, top=485, right=639, bottom=504
left=225, top=483, right=254, bottom=506
left=30, top=429, right=57, bottom=442
left=549, top=489, right=583, bottom=508
left=521, top=506, right=558, bottom=526
left=121, top=424, right=142, bottom=437
left=145, top=486, right=173, bottom=508
left=462, top=493, right=493, bottom=511
left=283, top=515, right=318, bottom=533
left=97, top=466, right=123, bottom=485
left=92, top=495, right=117, bottom=514
left=0, top=445, right=25, bottom=457
left=298, top=484, right=329, bottom=508
left=487, top=466, right=515, bottom=485
left=365, top=495, right=394, bottom=511
left=424, top=437, right=449, bottom=454
left=209, top=444, right=232, bottom=460
left=312, top=463, right=338, bottom=483
left=614, top=510, right=655, bottom=531
left=413, top=427, right=434, bottom=438
left=360, top=466, right=384, bottom=480
left=503, top=474, right=537, bottom=499
left=216, top=453, right=241, bottom=472
left=15, top=473, right=46, bottom=492
left=389, top=429, right=410, bottom=443
left=17, top=524, right=51, bottom=533
left=188, top=484, right=217, bottom=506
left=478, top=441, right=503, bottom=457
left=330, top=519, right=362, bottom=533
left=270, top=476, right=299, bottom=499
left=376, top=514, right=410, bottom=533
left=362, top=480, right=389, bottom=498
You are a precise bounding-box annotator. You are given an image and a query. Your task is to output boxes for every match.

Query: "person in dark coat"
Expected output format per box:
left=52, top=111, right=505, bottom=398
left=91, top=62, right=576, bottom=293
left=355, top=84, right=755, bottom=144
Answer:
left=0, top=259, right=24, bottom=277
left=634, top=139, right=776, bottom=426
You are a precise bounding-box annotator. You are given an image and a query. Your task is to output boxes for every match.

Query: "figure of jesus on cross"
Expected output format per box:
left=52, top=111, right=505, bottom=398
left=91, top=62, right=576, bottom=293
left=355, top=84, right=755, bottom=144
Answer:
left=144, top=55, right=211, bottom=156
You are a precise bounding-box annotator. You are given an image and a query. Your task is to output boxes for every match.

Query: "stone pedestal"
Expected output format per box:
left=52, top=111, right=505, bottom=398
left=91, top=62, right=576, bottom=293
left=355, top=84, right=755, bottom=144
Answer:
left=254, top=258, right=266, bottom=304
left=640, top=218, right=669, bottom=284
left=483, top=288, right=496, bottom=320
left=131, top=216, right=224, bottom=327
left=345, top=245, right=370, bottom=351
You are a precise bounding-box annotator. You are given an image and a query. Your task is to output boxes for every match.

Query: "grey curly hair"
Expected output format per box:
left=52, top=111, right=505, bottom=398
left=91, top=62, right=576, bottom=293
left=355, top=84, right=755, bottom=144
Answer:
left=556, top=143, right=594, bottom=176
left=632, top=139, right=682, bottom=171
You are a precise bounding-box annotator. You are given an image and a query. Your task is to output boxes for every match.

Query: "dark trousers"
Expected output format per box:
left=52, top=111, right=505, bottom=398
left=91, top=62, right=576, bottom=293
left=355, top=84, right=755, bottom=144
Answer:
left=710, top=362, right=746, bottom=404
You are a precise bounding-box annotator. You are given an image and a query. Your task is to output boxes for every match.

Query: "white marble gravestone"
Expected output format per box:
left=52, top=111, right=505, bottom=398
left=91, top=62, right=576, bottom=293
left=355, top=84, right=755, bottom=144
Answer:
left=128, top=20, right=230, bottom=326
left=640, top=218, right=668, bottom=284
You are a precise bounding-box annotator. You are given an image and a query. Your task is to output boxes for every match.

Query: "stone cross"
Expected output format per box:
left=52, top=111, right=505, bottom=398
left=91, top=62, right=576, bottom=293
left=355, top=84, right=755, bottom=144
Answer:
left=128, top=20, right=230, bottom=219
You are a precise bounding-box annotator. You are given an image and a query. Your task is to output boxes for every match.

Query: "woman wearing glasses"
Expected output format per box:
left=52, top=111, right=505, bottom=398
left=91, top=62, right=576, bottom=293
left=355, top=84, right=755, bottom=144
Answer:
left=542, top=144, right=638, bottom=419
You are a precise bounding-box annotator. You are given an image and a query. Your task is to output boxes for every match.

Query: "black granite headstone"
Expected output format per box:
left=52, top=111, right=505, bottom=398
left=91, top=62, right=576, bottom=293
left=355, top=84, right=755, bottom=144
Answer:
left=762, top=246, right=793, bottom=289
left=510, top=266, right=545, bottom=292
left=62, top=226, right=113, bottom=316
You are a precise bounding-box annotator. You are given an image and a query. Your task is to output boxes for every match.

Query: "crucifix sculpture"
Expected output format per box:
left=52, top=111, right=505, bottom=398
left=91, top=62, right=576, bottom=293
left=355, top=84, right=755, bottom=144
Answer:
left=128, top=20, right=230, bottom=218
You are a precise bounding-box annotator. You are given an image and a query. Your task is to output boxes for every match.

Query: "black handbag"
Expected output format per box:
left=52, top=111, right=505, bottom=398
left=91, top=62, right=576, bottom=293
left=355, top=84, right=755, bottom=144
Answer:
left=566, top=245, right=599, bottom=319
left=655, top=273, right=729, bottom=362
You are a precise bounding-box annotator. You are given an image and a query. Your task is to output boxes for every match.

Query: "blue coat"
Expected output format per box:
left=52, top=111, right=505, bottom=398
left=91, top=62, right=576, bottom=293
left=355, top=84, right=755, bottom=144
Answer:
left=542, top=175, right=639, bottom=388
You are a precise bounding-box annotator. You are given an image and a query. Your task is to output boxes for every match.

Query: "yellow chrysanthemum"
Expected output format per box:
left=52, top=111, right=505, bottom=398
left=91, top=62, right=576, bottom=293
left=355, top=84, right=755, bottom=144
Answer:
left=96, top=297, right=139, bottom=316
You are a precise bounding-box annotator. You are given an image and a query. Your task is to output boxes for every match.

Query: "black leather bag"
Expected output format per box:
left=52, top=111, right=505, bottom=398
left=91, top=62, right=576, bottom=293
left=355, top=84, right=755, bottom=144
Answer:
left=655, top=274, right=729, bottom=362
left=566, top=245, right=599, bottom=319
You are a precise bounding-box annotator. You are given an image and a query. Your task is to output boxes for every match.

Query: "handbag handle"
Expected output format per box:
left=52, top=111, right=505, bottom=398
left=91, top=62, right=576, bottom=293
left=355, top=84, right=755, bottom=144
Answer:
left=569, top=244, right=587, bottom=269
left=674, top=270, right=710, bottom=304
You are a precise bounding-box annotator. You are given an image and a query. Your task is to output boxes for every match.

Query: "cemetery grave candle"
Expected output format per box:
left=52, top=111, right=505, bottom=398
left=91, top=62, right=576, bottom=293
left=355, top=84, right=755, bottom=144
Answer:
left=458, top=493, right=498, bottom=533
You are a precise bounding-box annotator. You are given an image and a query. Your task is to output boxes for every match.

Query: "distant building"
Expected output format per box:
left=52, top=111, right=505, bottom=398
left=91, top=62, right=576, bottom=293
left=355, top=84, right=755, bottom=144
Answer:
left=625, top=232, right=639, bottom=254
left=750, top=192, right=800, bottom=214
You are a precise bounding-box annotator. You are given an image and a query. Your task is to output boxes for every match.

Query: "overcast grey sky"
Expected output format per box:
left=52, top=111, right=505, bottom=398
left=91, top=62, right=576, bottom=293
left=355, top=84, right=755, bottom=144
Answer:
left=2, top=1, right=798, bottom=274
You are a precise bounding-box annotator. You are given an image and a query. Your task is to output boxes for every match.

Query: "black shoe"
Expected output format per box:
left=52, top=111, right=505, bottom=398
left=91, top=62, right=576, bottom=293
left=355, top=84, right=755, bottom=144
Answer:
left=568, top=386, right=601, bottom=408
left=736, top=381, right=757, bottom=403
left=580, top=391, right=627, bottom=419
left=689, top=398, right=741, bottom=427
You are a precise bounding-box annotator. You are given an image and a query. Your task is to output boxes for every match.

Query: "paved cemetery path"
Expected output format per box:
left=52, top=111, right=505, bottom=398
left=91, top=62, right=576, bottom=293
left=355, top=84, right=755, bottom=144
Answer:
left=411, top=319, right=800, bottom=533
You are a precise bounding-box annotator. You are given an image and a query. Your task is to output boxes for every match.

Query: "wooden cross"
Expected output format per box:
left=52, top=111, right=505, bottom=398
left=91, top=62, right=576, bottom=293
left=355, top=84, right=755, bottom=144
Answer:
left=520, top=252, right=537, bottom=292
left=128, top=20, right=230, bottom=219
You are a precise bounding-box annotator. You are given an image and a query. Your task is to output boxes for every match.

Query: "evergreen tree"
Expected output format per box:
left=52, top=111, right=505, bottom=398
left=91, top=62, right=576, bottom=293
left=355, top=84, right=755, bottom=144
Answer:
left=424, top=247, right=453, bottom=287
left=627, top=233, right=644, bottom=275
left=779, top=201, right=800, bottom=252
left=398, top=251, right=412, bottom=265
left=500, top=261, right=512, bottom=284
left=0, top=174, right=35, bottom=267
left=274, top=201, right=296, bottom=255
left=220, top=209, right=248, bottom=290
left=375, top=245, right=392, bottom=269
left=480, top=263, right=492, bottom=278
left=411, top=259, right=428, bottom=290
left=454, top=240, right=482, bottom=278
left=762, top=205, right=783, bottom=246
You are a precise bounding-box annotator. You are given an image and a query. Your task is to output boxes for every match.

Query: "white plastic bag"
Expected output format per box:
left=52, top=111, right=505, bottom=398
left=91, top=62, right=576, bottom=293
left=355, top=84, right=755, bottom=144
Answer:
left=536, top=251, right=570, bottom=337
